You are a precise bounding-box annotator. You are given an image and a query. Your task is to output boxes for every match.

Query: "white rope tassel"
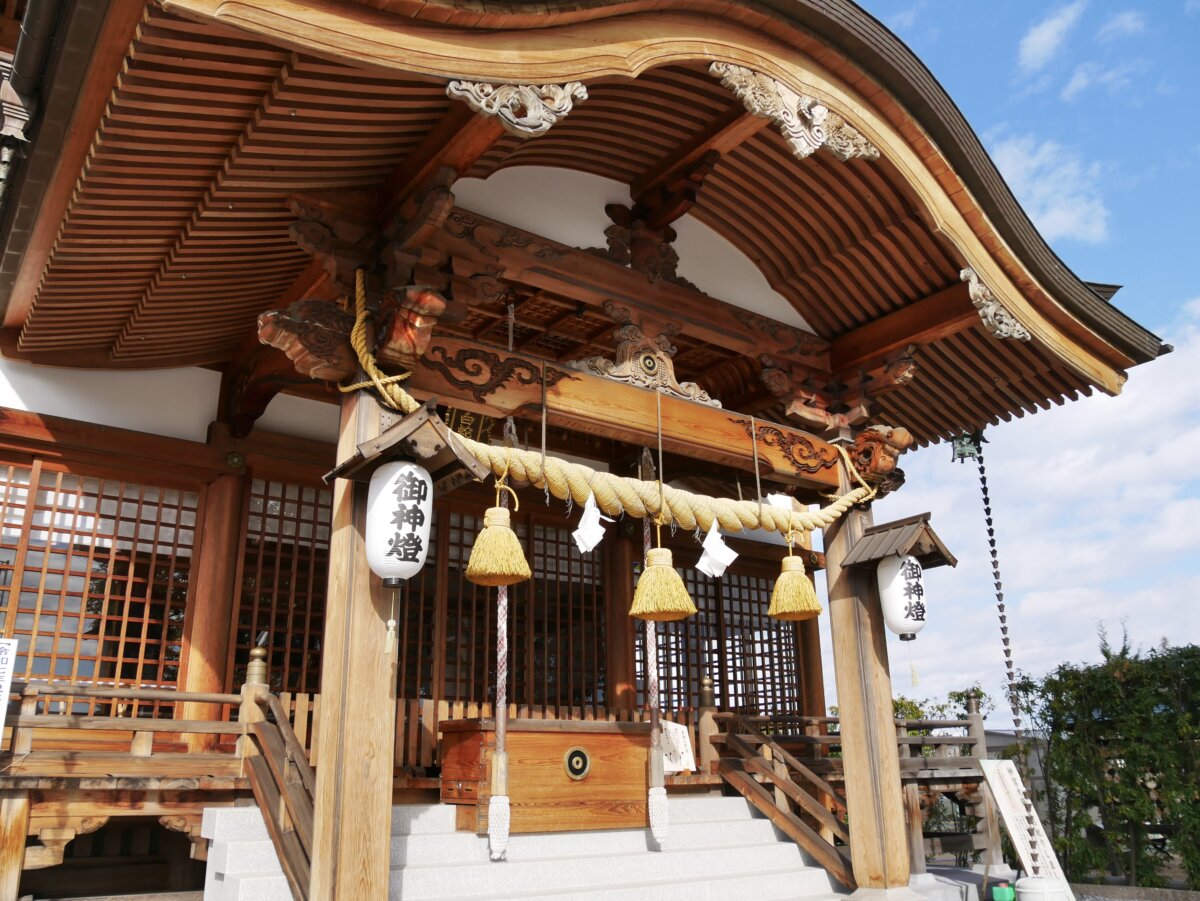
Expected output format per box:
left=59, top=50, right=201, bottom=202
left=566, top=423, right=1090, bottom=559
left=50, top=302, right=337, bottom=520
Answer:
left=488, top=793, right=511, bottom=861
left=648, top=785, right=669, bottom=844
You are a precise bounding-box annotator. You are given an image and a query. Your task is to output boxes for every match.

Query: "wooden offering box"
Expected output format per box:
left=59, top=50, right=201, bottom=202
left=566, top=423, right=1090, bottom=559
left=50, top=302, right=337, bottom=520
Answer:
left=440, top=718, right=651, bottom=834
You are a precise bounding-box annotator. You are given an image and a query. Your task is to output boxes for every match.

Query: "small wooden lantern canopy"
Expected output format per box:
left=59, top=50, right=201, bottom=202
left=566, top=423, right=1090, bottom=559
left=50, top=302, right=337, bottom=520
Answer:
left=841, top=512, right=957, bottom=571
left=324, top=398, right=490, bottom=494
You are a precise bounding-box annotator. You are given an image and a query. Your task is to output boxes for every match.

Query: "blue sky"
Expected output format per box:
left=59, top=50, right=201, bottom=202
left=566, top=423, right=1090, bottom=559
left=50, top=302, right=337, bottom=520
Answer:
left=809, top=1, right=1200, bottom=722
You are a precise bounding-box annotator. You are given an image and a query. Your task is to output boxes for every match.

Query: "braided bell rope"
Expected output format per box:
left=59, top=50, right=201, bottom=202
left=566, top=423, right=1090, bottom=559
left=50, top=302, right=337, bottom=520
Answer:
left=343, top=271, right=876, bottom=534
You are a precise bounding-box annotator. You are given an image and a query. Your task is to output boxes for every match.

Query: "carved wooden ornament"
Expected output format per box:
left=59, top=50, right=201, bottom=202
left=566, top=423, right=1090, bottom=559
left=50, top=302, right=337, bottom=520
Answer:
left=708, top=62, right=879, bottom=162
left=445, top=81, right=588, bottom=137
left=960, top=268, right=1032, bottom=341
left=566, top=301, right=720, bottom=407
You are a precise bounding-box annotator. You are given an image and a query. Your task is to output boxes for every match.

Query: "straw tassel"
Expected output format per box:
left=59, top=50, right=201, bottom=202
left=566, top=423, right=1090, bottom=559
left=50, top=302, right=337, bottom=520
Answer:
left=466, top=482, right=531, bottom=587
left=630, top=546, right=696, bottom=621
left=768, top=542, right=822, bottom=621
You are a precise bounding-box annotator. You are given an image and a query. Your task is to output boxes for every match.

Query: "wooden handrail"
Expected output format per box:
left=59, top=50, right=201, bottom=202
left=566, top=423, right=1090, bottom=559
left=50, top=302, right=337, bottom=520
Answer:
left=243, top=692, right=315, bottom=901
left=11, top=680, right=241, bottom=706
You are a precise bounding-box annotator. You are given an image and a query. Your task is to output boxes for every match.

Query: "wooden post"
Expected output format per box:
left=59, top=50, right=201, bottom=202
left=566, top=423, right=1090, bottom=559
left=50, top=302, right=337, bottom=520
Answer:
left=180, top=469, right=245, bottom=751
left=604, top=532, right=638, bottom=710
left=823, top=450, right=912, bottom=891
left=238, top=647, right=269, bottom=760
left=310, top=390, right=396, bottom=901
left=0, top=790, right=30, bottom=900
left=697, top=674, right=719, bottom=779
left=897, top=723, right=927, bottom=875
left=967, top=693, right=1007, bottom=869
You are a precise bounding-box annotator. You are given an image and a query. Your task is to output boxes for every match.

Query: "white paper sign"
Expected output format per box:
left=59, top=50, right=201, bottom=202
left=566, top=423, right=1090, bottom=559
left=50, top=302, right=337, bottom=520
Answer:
left=979, top=759, right=1073, bottom=895
left=0, top=639, right=18, bottom=735
left=660, top=720, right=697, bottom=774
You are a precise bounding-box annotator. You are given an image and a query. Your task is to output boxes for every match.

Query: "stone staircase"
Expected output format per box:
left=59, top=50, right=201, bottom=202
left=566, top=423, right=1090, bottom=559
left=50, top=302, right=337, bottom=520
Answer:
left=203, top=796, right=848, bottom=901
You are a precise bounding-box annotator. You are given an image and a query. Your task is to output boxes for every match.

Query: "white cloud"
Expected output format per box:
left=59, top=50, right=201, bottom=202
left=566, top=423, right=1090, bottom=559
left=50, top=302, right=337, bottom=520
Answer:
left=1061, top=59, right=1147, bottom=100
left=1096, top=10, right=1146, bottom=41
left=887, top=2, right=925, bottom=32
left=991, top=134, right=1109, bottom=243
left=1019, top=2, right=1087, bottom=72
left=849, top=299, right=1200, bottom=725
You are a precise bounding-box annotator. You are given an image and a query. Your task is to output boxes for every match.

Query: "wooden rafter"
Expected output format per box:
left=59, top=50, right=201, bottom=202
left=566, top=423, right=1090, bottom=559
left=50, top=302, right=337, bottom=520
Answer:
left=380, top=103, right=506, bottom=222
left=630, top=104, right=766, bottom=228
left=829, top=282, right=976, bottom=374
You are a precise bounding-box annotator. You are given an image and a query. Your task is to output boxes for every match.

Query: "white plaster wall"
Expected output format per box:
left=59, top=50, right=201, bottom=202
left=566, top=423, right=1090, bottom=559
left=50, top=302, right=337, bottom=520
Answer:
left=256, top=391, right=340, bottom=443
left=0, top=358, right=341, bottom=445
left=0, top=358, right=222, bottom=443
left=452, top=167, right=816, bottom=332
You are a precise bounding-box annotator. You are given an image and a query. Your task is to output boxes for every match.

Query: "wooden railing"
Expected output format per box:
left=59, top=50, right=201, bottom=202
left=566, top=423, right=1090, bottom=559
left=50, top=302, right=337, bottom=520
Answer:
left=243, top=691, right=315, bottom=901
left=704, top=706, right=1003, bottom=879
left=4, top=680, right=245, bottom=777
left=711, top=713, right=855, bottom=889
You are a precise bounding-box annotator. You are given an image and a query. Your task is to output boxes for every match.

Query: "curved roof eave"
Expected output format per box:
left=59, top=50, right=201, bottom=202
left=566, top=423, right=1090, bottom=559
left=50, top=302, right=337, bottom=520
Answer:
left=337, top=0, right=1165, bottom=367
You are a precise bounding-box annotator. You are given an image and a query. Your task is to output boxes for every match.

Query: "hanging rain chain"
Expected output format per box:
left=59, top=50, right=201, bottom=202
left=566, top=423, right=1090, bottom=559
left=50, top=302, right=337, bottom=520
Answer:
left=954, top=430, right=1041, bottom=877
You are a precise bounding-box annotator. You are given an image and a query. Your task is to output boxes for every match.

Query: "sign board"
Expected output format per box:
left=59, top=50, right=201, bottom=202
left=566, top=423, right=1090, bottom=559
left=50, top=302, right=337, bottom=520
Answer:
left=979, top=758, right=1073, bottom=896
left=660, top=720, right=696, bottom=774
left=0, top=639, right=17, bottom=735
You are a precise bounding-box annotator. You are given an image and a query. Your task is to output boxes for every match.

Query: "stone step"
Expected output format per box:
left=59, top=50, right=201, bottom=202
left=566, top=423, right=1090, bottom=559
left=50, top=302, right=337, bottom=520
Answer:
left=423, top=863, right=844, bottom=901
left=392, top=802, right=461, bottom=835
left=393, top=839, right=833, bottom=899
left=213, top=872, right=292, bottom=901
left=208, top=838, right=281, bottom=876
left=392, top=816, right=785, bottom=866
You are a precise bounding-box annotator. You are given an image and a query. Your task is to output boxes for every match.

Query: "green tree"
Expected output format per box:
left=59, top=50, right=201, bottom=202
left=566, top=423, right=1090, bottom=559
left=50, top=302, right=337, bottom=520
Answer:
left=1012, top=637, right=1200, bottom=888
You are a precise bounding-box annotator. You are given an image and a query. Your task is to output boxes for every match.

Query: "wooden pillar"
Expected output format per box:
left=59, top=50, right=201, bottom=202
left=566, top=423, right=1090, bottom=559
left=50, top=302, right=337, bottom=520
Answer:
left=897, top=723, right=927, bottom=875
left=967, top=695, right=1007, bottom=869
left=823, top=455, right=911, bottom=891
left=179, top=470, right=245, bottom=750
left=604, top=532, right=638, bottom=710
left=310, top=391, right=396, bottom=901
left=0, top=790, right=30, bottom=900
left=798, top=619, right=825, bottom=719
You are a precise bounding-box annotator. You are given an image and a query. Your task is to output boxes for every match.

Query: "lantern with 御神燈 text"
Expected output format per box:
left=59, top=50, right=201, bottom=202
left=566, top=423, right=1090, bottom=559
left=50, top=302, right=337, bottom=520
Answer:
left=365, top=461, right=433, bottom=586
left=877, top=553, right=927, bottom=641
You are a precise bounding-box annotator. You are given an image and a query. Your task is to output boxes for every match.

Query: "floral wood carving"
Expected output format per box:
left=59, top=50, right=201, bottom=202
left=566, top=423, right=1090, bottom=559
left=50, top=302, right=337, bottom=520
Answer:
left=960, top=268, right=1032, bottom=341
left=421, top=345, right=577, bottom=402
left=732, top=419, right=839, bottom=473
left=445, top=81, right=588, bottom=137
left=446, top=209, right=565, bottom=262
left=708, top=62, right=879, bottom=162
left=566, top=300, right=720, bottom=406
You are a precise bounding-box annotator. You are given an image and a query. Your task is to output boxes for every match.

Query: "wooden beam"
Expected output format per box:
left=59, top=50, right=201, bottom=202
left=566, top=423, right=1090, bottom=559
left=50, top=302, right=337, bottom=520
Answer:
left=630, top=105, right=766, bottom=228
left=431, top=208, right=829, bottom=368
left=380, top=104, right=506, bottom=222
left=829, top=282, right=976, bottom=374
left=401, top=335, right=842, bottom=491
left=3, top=0, right=146, bottom=329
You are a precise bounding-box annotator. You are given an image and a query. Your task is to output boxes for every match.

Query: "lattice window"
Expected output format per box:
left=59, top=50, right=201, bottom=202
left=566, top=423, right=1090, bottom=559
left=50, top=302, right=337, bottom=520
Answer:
left=636, top=555, right=802, bottom=716
left=0, top=462, right=198, bottom=714
left=404, top=499, right=609, bottom=714
left=232, top=479, right=332, bottom=693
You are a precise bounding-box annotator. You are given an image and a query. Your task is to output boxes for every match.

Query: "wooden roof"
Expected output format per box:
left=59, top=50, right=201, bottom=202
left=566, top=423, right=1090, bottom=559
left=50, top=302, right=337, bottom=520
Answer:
left=841, top=512, right=956, bottom=570
left=0, top=0, right=1166, bottom=445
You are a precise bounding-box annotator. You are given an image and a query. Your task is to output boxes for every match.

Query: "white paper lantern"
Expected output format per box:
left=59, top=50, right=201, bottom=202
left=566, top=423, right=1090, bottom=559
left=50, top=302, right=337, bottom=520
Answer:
left=877, top=553, right=927, bottom=641
left=365, top=461, right=433, bottom=586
